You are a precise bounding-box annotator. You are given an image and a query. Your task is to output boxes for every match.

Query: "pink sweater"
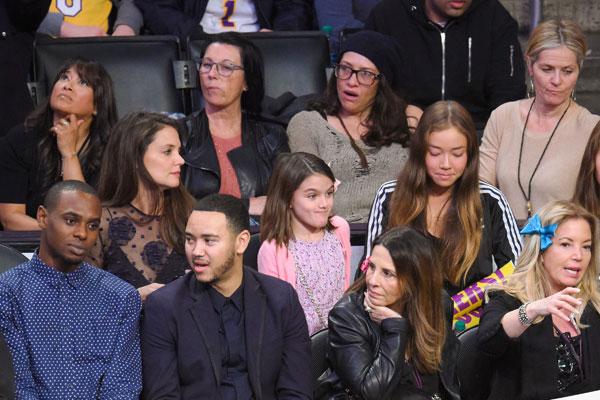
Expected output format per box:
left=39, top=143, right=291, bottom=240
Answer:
left=257, top=215, right=352, bottom=290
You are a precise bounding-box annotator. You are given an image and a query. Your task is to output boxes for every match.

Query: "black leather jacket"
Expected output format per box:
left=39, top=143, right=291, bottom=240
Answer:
left=181, top=110, right=289, bottom=204
left=328, top=291, right=460, bottom=400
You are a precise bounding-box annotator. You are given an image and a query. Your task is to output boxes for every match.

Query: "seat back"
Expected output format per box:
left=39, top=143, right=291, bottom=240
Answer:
left=310, top=328, right=329, bottom=385
left=33, top=35, right=189, bottom=117
left=0, top=243, right=28, bottom=274
left=457, top=326, right=492, bottom=400
left=187, top=31, right=329, bottom=110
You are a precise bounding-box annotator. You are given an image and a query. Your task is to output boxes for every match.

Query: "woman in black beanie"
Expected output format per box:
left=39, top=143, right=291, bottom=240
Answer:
left=287, top=30, right=421, bottom=223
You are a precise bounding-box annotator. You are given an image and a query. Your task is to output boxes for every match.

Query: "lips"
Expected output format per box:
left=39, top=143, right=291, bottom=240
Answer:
left=564, top=266, right=581, bottom=277
left=67, top=244, right=86, bottom=256
left=57, top=93, right=73, bottom=101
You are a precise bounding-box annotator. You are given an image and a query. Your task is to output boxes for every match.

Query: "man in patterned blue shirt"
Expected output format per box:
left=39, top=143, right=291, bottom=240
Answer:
left=0, top=180, right=142, bottom=399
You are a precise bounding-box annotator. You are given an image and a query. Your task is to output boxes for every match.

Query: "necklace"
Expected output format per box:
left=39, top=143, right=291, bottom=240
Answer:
left=336, top=115, right=369, bottom=169
left=427, top=194, right=452, bottom=234
left=517, top=98, right=571, bottom=218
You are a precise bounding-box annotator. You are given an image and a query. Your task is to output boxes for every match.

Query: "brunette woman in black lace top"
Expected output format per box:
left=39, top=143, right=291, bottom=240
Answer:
left=88, top=112, right=194, bottom=300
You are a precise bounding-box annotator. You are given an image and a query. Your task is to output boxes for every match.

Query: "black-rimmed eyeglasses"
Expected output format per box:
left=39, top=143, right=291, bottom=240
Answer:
left=334, top=64, right=380, bottom=86
left=197, top=60, right=244, bottom=77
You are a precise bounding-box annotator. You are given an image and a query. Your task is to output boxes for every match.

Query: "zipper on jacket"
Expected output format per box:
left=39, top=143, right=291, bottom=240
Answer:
left=440, top=32, right=446, bottom=99
left=467, top=36, right=472, bottom=83
left=509, top=44, right=515, bottom=77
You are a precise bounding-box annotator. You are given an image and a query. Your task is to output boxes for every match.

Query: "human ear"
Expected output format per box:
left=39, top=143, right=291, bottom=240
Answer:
left=37, top=206, right=48, bottom=229
left=235, top=229, right=250, bottom=255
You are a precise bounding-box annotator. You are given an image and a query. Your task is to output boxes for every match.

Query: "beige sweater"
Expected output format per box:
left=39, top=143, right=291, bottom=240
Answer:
left=287, top=111, right=409, bottom=223
left=479, top=100, right=600, bottom=221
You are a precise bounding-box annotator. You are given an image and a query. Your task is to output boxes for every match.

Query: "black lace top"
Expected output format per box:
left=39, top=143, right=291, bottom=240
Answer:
left=88, top=205, right=187, bottom=288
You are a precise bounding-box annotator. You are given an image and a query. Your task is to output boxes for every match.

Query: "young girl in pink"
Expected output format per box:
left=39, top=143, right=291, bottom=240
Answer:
left=258, top=152, right=352, bottom=335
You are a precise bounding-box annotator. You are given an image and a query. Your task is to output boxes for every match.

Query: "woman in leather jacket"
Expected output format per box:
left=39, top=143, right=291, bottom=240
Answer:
left=327, top=226, right=460, bottom=400
left=182, top=31, right=289, bottom=216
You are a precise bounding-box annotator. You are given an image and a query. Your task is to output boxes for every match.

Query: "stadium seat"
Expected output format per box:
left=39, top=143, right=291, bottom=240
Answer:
left=31, top=35, right=191, bottom=117
left=457, top=326, right=492, bottom=400
left=310, top=328, right=329, bottom=386
left=0, top=243, right=28, bottom=274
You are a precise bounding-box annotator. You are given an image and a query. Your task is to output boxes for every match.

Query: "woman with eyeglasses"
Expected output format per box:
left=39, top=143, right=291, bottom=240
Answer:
left=287, top=30, right=422, bottom=223
left=478, top=200, right=600, bottom=399
left=182, top=32, right=289, bottom=218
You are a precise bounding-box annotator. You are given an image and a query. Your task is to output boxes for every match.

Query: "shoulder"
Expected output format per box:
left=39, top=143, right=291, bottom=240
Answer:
left=330, top=215, right=350, bottom=232
left=375, top=180, right=397, bottom=202
left=572, top=102, right=600, bottom=128
left=479, top=180, right=510, bottom=206
left=246, top=112, right=286, bottom=133
left=246, top=268, right=302, bottom=307
left=489, top=100, right=520, bottom=118
left=84, top=263, right=139, bottom=299
left=287, top=110, right=326, bottom=134
left=0, top=262, right=32, bottom=291
left=329, top=292, right=365, bottom=323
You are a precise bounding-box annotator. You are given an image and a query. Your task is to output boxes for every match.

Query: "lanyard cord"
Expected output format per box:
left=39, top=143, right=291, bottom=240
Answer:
left=516, top=98, right=571, bottom=217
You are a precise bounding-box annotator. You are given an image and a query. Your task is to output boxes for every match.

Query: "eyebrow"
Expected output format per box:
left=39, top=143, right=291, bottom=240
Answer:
left=303, top=185, right=335, bottom=192
left=429, top=145, right=466, bottom=150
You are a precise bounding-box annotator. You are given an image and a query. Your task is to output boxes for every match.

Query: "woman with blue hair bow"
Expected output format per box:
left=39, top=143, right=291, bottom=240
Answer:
left=478, top=200, right=600, bottom=399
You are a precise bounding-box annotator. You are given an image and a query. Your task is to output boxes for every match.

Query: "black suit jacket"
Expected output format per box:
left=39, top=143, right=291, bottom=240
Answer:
left=141, top=267, right=311, bottom=399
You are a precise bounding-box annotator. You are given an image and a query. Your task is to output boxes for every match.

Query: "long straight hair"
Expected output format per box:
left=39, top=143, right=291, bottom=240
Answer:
left=387, top=101, right=482, bottom=286
left=488, top=201, right=600, bottom=326
left=348, top=227, right=446, bottom=374
left=97, top=112, right=194, bottom=252
left=573, top=120, right=600, bottom=217
left=260, top=152, right=335, bottom=245
left=29, top=59, right=117, bottom=198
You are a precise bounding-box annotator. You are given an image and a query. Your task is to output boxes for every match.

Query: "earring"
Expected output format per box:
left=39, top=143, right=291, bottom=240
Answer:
left=571, top=89, right=577, bottom=101
left=528, top=78, right=535, bottom=98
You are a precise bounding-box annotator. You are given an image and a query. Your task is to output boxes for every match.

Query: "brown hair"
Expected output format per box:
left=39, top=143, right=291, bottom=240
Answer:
left=97, top=112, right=194, bottom=252
left=260, top=152, right=335, bottom=245
left=309, top=70, right=410, bottom=149
left=387, top=101, right=482, bottom=286
left=573, top=120, right=600, bottom=217
left=348, top=226, right=446, bottom=374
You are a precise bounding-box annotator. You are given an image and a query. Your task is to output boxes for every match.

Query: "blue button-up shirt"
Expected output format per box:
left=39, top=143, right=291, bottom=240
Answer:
left=0, top=254, right=142, bottom=399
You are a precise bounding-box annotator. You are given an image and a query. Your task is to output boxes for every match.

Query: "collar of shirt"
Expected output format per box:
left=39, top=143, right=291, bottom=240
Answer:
left=207, top=283, right=244, bottom=314
left=30, top=252, right=87, bottom=289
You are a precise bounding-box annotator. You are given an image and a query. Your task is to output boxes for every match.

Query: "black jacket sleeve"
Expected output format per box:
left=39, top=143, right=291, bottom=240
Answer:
left=484, top=1, right=526, bottom=110
left=328, top=295, right=409, bottom=400
left=477, top=291, right=520, bottom=357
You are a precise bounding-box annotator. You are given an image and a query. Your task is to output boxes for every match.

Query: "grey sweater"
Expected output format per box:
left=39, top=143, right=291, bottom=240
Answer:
left=287, top=110, right=409, bottom=223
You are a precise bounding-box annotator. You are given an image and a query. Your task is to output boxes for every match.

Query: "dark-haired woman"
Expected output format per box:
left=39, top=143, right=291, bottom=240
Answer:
left=182, top=31, right=289, bottom=217
left=366, top=101, right=521, bottom=295
left=326, top=226, right=459, bottom=400
left=573, top=120, right=600, bottom=217
left=0, top=59, right=117, bottom=230
left=88, top=112, right=195, bottom=301
left=287, top=30, right=421, bottom=223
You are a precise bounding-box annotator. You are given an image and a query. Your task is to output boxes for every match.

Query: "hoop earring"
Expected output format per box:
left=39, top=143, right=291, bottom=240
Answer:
left=528, top=78, right=535, bottom=98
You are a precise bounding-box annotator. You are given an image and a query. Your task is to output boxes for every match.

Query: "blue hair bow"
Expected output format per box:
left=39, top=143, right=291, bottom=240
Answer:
left=520, top=214, right=557, bottom=251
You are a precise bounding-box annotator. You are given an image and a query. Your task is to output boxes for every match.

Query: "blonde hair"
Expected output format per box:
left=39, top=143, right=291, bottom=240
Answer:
left=487, top=201, right=600, bottom=326
left=526, top=18, right=587, bottom=68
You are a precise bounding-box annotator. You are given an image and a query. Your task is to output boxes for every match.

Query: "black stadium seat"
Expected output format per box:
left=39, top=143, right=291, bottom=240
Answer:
left=0, top=243, right=28, bottom=274
left=457, top=326, right=492, bottom=400
left=31, top=35, right=191, bottom=117
left=187, top=31, right=330, bottom=111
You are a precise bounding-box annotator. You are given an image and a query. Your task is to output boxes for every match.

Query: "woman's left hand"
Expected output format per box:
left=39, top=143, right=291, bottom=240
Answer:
left=364, top=291, right=402, bottom=324
left=51, top=114, right=85, bottom=158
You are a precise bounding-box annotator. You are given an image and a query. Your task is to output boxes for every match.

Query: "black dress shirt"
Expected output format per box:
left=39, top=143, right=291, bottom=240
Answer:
left=207, top=284, right=253, bottom=400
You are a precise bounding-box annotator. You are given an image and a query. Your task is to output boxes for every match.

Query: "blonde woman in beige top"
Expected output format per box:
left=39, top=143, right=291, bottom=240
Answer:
left=480, top=19, right=599, bottom=222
